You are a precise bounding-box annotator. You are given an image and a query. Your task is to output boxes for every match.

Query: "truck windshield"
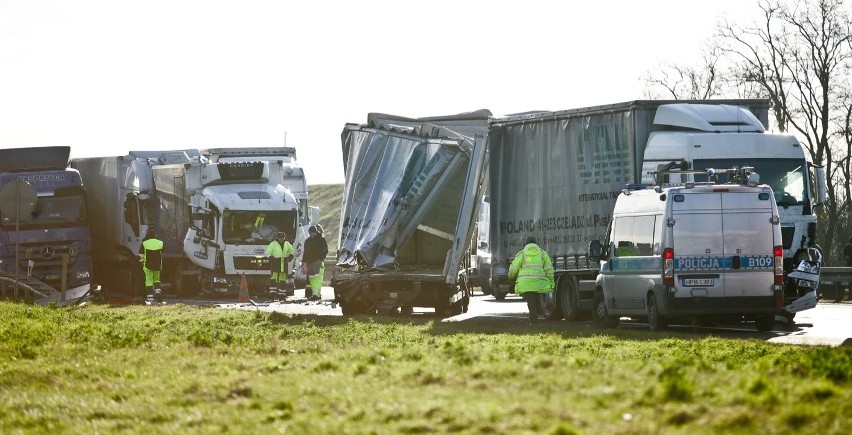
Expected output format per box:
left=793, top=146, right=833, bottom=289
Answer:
left=222, top=210, right=298, bottom=245
left=1, top=193, right=87, bottom=229
left=693, top=158, right=810, bottom=206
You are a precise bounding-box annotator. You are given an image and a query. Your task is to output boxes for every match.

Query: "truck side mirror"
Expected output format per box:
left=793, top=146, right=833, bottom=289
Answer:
left=309, top=206, right=321, bottom=224
left=815, top=167, right=827, bottom=206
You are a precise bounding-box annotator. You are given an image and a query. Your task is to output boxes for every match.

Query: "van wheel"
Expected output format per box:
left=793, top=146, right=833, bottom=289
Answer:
left=647, top=294, right=667, bottom=331
left=755, top=315, right=775, bottom=332
left=541, top=291, right=563, bottom=320
left=559, top=277, right=580, bottom=321
left=592, top=292, right=619, bottom=328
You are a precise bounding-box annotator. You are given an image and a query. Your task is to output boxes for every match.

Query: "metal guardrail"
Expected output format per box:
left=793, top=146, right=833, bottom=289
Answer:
left=818, top=267, right=852, bottom=302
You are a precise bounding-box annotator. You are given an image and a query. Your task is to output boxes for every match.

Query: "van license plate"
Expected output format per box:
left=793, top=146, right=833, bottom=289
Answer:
left=682, top=278, right=714, bottom=287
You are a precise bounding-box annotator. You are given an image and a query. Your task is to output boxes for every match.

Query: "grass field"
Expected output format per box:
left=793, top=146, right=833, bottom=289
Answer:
left=2, top=301, right=851, bottom=434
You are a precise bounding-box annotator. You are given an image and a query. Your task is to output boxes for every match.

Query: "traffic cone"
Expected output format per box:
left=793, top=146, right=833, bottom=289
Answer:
left=238, top=273, right=250, bottom=303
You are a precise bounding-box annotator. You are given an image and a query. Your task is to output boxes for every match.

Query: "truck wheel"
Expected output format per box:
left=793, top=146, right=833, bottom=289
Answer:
left=647, top=293, right=667, bottom=331
left=541, top=291, right=563, bottom=320
left=592, top=291, right=619, bottom=328
left=755, top=315, right=775, bottom=332
left=479, top=278, right=492, bottom=295
left=559, top=277, right=580, bottom=321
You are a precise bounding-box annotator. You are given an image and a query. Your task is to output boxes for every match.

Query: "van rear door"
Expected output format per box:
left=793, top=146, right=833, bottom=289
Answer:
left=671, top=192, right=725, bottom=299
left=721, top=192, right=775, bottom=298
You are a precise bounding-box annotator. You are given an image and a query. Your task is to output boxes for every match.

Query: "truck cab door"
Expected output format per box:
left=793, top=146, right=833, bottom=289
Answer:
left=185, top=211, right=218, bottom=271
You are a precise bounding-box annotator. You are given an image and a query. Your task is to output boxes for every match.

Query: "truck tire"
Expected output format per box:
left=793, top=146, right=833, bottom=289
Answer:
left=592, top=291, right=619, bottom=328
left=755, top=315, right=775, bottom=332
left=647, top=293, right=667, bottom=331
left=559, top=277, right=580, bottom=321
left=479, top=277, right=492, bottom=295
left=541, top=291, right=563, bottom=320
left=340, top=300, right=371, bottom=315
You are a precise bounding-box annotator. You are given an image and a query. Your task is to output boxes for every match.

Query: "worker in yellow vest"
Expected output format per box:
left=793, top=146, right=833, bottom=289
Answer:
left=265, top=231, right=295, bottom=294
left=508, top=235, right=555, bottom=323
left=138, top=228, right=164, bottom=303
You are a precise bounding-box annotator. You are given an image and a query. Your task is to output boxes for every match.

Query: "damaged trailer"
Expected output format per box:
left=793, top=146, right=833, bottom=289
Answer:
left=332, top=114, right=488, bottom=316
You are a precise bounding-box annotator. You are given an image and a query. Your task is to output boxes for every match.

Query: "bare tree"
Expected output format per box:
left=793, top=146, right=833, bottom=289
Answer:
left=642, top=42, right=726, bottom=100
left=647, top=0, right=852, bottom=262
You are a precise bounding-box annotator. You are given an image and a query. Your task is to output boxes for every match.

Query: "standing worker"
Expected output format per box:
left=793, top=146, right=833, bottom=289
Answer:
left=302, top=224, right=329, bottom=301
left=508, top=235, right=555, bottom=323
left=266, top=231, right=295, bottom=296
left=139, top=228, right=164, bottom=303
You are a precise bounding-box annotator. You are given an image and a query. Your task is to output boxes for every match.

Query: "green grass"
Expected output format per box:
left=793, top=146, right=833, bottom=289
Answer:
left=2, top=302, right=851, bottom=434
left=309, top=183, right=343, bottom=254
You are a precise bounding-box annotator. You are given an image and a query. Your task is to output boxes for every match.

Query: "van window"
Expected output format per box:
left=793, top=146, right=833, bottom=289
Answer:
left=653, top=214, right=663, bottom=255
left=632, top=215, right=655, bottom=256
left=612, top=216, right=636, bottom=257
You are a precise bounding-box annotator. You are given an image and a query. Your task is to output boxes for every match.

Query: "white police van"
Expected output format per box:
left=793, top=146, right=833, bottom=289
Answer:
left=591, top=168, right=784, bottom=331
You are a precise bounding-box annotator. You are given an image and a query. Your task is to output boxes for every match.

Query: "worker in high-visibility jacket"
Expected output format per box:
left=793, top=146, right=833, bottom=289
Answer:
left=301, top=224, right=329, bottom=301
left=508, top=235, right=555, bottom=323
left=265, top=231, right=295, bottom=293
left=138, top=228, right=164, bottom=302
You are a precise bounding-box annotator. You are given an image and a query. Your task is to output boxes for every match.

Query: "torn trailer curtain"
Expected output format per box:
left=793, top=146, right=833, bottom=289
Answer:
left=337, top=124, right=475, bottom=270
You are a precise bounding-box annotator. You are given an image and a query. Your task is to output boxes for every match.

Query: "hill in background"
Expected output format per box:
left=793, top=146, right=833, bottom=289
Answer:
left=309, top=184, right=343, bottom=254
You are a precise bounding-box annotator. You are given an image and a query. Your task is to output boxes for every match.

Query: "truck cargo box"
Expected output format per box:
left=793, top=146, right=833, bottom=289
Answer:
left=333, top=118, right=487, bottom=315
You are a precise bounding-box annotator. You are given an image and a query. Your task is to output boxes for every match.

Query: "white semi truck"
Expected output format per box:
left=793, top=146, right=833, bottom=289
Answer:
left=72, top=150, right=301, bottom=296
left=487, top=100, right=827, bottom=321
left=202, top=147, right=319, bottom=286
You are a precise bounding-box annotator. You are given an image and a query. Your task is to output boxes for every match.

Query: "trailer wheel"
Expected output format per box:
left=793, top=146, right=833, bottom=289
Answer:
left=592, top=291, right=619, bottom=328
left=559, top=277, right=580, bottom=321
left=647, top=293, right=667, bottom=331
left=540, top=291, right=563, bottom=320
left=340, top=300, right=371, bottom=315
left=493, top=284, right=509, bottom=301
left=755, top=315, right=775, bottom=332
left=479, top=275, right=493, bottom=295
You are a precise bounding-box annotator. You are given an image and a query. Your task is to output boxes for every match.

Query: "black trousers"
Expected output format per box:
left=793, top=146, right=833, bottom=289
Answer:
left=523, top=292, right=541, bottom=321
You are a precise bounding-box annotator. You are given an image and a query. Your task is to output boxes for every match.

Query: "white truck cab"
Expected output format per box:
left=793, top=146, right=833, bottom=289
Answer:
left=592, top=169, right=784, bottom=331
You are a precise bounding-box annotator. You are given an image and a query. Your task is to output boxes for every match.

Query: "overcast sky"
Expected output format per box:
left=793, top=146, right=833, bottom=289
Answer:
left=0, top=0, right=748, bottom=184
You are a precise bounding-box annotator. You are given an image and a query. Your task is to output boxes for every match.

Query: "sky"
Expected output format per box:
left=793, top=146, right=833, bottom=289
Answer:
left=0, top=0, right=748, bottom=185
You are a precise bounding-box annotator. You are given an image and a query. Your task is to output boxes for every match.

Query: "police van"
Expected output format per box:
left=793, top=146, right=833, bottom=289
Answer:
left=590, top=168, right=784, bottom=331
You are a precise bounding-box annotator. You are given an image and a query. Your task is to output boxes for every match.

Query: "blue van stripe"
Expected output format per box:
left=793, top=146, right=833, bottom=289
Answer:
left=675, top=255, right=773, bottom=271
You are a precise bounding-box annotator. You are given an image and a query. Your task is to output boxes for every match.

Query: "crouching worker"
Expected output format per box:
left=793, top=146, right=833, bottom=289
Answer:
left=302, top=224, right=329, bottom=301
left=266, top=231, right=295, bottom=295
left=508, top=235, right=555, bottom=323
left=139, top=229, right=164, bottom=303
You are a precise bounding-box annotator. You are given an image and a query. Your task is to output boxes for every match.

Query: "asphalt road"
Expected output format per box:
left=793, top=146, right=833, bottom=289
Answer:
left=175, top=286, right=851, bottom=347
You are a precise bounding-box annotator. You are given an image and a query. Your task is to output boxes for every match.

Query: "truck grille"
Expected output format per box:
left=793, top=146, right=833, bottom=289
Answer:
left=233, top=256, right=269, bottom=271
left=781, top=227, right=795, bottom=250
